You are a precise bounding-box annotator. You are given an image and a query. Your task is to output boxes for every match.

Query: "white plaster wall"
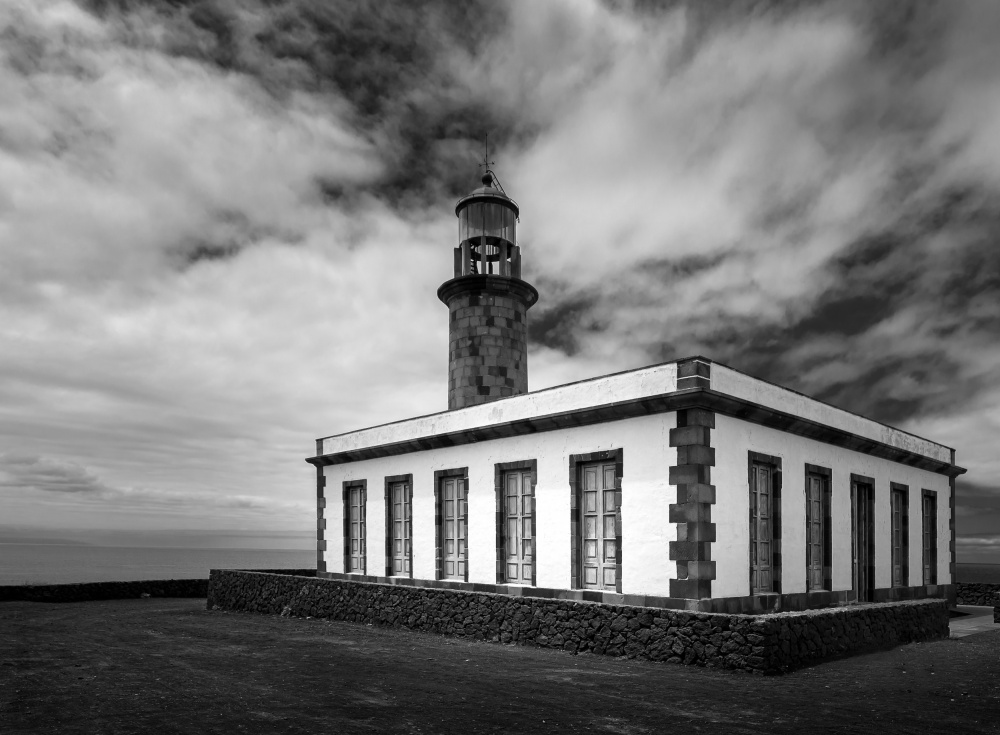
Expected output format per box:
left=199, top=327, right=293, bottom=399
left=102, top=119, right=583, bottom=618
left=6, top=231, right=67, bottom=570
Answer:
left=319, top=363, right=678, bottom=456
left=711, top=365, right=952, bottom=464
left=320, top=412, right=677, bottom=597
left=712, top=414, right=952, bottom=599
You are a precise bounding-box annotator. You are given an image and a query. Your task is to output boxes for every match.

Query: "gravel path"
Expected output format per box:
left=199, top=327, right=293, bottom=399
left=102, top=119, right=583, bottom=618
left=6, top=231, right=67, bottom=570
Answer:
left=2, top=599, right=999, bottom=734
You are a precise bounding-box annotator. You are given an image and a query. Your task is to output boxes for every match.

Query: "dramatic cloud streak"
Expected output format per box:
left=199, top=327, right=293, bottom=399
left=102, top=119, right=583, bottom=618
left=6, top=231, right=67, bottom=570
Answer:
left=1, top=0, right=998, bottom=555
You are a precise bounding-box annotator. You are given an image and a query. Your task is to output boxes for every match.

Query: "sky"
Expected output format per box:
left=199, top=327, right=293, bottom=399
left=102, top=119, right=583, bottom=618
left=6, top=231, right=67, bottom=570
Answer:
left=0, top=0, right=998, bottom=559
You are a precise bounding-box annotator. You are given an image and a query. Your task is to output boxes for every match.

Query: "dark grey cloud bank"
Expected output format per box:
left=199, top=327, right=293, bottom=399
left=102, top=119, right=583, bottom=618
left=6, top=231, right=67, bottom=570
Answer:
left=2, top=0, right=998, bottom=556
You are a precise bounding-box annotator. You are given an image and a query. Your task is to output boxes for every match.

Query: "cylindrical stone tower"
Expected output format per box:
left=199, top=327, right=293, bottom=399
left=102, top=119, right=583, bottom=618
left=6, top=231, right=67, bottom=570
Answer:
left=438, top=171, right=538, bottom=410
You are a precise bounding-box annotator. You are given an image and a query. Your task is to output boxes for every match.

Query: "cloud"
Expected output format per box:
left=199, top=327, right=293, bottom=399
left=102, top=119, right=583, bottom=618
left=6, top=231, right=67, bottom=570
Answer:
left=0, top=453, right=309, bottom=523
left=0, top=0, right=998, bottom=554
left=0, top=453, right=114, bottom=494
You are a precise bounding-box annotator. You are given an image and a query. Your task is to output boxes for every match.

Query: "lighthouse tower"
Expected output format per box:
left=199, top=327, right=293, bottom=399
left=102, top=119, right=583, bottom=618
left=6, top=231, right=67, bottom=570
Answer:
left=438, top=171, right=538, bottom=410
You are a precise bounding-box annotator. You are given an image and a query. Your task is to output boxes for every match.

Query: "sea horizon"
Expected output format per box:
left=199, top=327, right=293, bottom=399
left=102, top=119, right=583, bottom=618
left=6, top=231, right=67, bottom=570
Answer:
left=0, top=541, right=315, bottom=586
left=2, top=538, right=998, bottom=587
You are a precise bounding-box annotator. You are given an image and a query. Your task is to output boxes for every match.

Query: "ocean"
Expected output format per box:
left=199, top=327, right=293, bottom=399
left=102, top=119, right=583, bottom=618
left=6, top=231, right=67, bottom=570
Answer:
left=956, top=563, right=1000, bottom=584
left=2, top=543, right=997, bottom=588
left=0, top=543, right=314, bottom=586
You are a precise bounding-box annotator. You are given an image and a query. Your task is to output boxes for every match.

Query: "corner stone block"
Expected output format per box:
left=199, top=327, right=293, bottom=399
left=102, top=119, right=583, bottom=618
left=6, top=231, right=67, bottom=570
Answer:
left=677, top=359, right=711, bottom=378
left=669, top=578, right=712, bottom=600
left=669, top=425, right=711, bottom=447
left=684, top=560, right=717, bottom=580
left=673, top=521, right=716, bottom=543
left=676, top=375, right=710, bottom=390
left=669, top=540, right=711, bottom=561
left=676, top=445, right=716, bottom=466
left=678, top=407, right=715, bottom=428
left=668, top=464, right=711, bottom=486
left=676, top=483, right=716, bottom=504
left=668, top=502, right=713, bottom=523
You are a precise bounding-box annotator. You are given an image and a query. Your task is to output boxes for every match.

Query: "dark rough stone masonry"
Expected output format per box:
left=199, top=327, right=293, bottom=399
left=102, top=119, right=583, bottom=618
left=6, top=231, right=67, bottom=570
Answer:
left=955, top=582, right=1000, bottom=607
left=208, top=570, right=949, bottom=675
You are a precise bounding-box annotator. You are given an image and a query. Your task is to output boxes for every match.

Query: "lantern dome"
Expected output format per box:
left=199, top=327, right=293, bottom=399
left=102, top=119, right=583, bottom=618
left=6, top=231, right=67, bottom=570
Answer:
left=453, top=172, right=520, bottom=277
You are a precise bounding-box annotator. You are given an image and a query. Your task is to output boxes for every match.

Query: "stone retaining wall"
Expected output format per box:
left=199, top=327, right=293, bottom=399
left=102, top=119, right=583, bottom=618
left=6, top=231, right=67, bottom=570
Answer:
left=0, top=579, right=209, bottom=603
left=955, top=583, right=1000, bottom=606
left=208, top=570, right=949, bottom=675
left=0, top=570, right=315, bottom=604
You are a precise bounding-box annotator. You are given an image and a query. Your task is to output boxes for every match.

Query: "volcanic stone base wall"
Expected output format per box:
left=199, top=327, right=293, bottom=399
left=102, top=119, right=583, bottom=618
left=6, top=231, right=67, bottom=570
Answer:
left=208, top=570, right=949, bottom=675
left=955, top=583, right=1000, bottom=606
left=0, top=579, right=209, bottom=603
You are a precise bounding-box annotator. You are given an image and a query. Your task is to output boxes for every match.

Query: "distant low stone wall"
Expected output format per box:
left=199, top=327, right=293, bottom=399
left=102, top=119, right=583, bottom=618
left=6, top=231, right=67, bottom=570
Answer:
left=0, top=579, right=209, bottom=603
left=955, top=583, right=1000, bottom=606
left=208, top=570, right=949, bottom=675
left=0, top=569, right=315, bottom=603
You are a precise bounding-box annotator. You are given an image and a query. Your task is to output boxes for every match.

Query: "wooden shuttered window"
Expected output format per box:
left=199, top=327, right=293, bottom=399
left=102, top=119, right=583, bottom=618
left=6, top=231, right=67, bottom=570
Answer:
left=750, top=462, right=773, bottom=594
left=385, top=477, right=412, bottom=577
left=891, top=484, right=909, bottom=588
left=922, top=490, right=937, bottom=585
left=344, top=482, right=366, bottom=575
left=580, top=461, right=618, bottom=590
left=851, top=477, right=875, bottom=602
left=503, top=469, right=534, bottom=584
left=805, top=467, right=831, bottom=592
left=440, top=475, right=467, bottom=580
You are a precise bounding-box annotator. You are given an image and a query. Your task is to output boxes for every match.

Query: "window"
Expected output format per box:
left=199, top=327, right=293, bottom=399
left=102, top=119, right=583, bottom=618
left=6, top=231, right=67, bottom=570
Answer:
left=581, top=462, right=618, bottom=590
left=495, top=461, right=536, bottom=586
left=435, top=469, right=468, bottom=581
left=385, top=475, right=412, bottom=577
left=343, top=481, right=366, bottom=574
left=570, top=450, right=623, bottom=593
left=922, top=490, right=937, bottom=585
left=851, top=475, right=875, bottom=602
left=891, top=483, right=909, bottom=587
left=749, top=452, right=782, bottom=595
left=805, top=465, right=831, bottom=592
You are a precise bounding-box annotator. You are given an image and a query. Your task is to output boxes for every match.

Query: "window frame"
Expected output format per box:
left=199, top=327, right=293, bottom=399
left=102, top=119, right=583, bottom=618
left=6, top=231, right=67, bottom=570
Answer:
left=434, top=467, right=469, bottom=582
left=922, top=489, right=938, bottom=586
left=384, top=474, right=413, bottom=578
left=494, top=460, right=537, bottom=586
left=569, top=450, right=624, bottom=593
left=804, top=464, right=832, bottom=592
left=342, top=479, right=367, bottom=575
left=749, top=451, right=782, bottom=595
left=890, top=482, right=909, bottom=588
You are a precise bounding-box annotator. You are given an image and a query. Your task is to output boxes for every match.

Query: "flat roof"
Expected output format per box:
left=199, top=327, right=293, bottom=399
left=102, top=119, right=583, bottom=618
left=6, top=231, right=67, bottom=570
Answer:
left=311, top=357, right=960, bottom=473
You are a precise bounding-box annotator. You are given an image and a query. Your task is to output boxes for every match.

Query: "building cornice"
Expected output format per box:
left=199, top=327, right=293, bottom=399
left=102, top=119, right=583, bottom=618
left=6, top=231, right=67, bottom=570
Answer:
left=305, top=387, right=966, bottom=478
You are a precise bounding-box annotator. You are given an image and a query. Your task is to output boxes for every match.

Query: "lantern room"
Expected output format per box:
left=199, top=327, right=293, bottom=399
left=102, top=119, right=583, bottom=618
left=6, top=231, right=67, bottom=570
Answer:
left=453, top=171, right=521, bottom=278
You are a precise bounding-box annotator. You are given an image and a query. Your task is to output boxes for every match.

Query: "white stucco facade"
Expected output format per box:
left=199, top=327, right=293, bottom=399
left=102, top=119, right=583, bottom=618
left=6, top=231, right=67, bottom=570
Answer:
left=312, top=357, right=961, bottom=610
left=322, top=412, right=676, bottom=596
left=712, top=414, right=952, bottom=599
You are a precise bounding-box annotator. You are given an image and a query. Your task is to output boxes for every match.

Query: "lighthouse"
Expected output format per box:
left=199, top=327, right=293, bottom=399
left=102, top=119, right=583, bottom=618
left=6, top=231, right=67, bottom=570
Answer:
left=437, top=170, right=538, bottom=410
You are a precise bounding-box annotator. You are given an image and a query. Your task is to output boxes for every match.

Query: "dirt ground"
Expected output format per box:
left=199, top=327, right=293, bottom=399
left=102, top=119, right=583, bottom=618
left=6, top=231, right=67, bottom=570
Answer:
left=2, top=599, right=999, bottom=735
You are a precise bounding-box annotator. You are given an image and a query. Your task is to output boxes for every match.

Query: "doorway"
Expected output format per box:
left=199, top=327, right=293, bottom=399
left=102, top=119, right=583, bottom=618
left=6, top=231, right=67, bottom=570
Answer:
left=852, top=478, right=875, bottom=602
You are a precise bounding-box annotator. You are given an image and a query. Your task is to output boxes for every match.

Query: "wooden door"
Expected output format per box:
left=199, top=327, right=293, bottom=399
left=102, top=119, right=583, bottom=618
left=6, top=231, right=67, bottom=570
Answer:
left=504, top=469, right=533, bottom=584
left=852, top=481, right=873, bottom=601
left=891, top=489, right=903, bottom=587
left=390, top=481, right=410, bottom=576
left=750, top=462, right=773, bottom=593
left=805, top=474, right=824, bottom=591
left=441, top=477, right=466, bottom=579
left=348, top=485, right=365, bottom=574
left=581, top=462, right=617, bottom=590
left=922, top=494, right=936, bottom=585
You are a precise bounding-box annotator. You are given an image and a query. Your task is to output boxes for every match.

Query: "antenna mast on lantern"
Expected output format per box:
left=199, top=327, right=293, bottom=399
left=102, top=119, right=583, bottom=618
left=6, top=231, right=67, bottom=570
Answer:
left=477, top=133, right=506, bottom=194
